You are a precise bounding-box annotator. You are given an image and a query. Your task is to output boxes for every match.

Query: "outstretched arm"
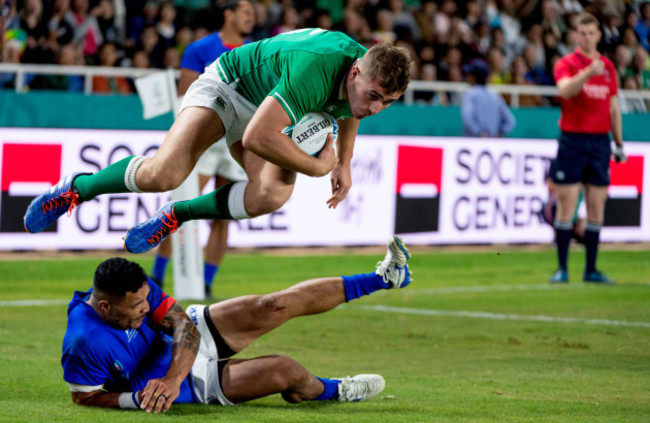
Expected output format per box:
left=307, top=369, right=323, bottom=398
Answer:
left=327, top=117, right=359, bottom=208
left=70, top=389, right=135, bottom=409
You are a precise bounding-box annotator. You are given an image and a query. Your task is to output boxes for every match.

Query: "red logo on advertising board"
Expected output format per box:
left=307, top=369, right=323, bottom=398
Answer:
left=606, top=156, right=643, bottom=227
left=395, top=145, right=443, bottom=234
left=1, top=143, right=62, bottom=233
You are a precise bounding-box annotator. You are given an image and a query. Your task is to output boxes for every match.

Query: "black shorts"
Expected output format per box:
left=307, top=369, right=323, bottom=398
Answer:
left=550, top=132, right=611, bottom=186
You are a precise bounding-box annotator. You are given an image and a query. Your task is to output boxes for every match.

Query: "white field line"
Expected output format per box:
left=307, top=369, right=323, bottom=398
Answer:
left=345, top=304, right=650, bottom=328
left=4, top=283, right=650, bottom=329
left=0, top=299, right=69, bottom=306
left=398, top=283, right=567, bottom=295
left=385, top=282, right=650, bottom=296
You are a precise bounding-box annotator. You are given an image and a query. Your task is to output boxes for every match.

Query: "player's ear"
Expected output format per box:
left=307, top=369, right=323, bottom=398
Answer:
left=349, top=63, right=361, bottom=79
left=97, top=299, right=111, bottom=314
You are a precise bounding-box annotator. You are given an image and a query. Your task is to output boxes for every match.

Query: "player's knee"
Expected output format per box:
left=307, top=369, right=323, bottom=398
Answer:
left=268, top=355, right=308, bottom=395
left=255, top=294, right=288, bottom=317
left=139, top=162, right=187, bottom=192
left=255, top=185, right=291, bottom=215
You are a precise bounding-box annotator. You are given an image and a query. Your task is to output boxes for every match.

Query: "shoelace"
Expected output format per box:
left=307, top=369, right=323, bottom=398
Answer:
left=375, top=260, right=395, bottom=283
left=341, top=378, right=365, bottom=399
left=41, top=190, right=80, bottom=217
left=341, top=377, right=379, bottom=400
left=146, top=210, right=179, bottom=246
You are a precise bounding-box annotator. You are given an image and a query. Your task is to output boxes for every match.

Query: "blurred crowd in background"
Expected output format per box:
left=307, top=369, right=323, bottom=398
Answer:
left=1, top=0, right=649, bottom=105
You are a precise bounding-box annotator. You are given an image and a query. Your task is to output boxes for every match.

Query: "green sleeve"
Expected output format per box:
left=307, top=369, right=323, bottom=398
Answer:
left=269, top=52, right=342, bottom=125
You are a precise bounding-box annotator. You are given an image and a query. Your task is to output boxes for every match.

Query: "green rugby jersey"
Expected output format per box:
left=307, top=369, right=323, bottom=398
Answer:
left=214, top=28, right=367, bottom=124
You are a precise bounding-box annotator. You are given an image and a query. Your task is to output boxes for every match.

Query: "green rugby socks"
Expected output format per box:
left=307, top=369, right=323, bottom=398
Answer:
left=173, top=182, right=236, bottom=222
left=73, top=155, right=137, bottom=201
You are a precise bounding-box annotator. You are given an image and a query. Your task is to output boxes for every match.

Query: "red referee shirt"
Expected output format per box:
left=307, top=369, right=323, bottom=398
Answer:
left=553, top=49, right=618, bottom=134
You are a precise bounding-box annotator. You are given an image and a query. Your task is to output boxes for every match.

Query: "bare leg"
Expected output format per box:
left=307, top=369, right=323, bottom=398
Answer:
left=209, top=277, right=346, bottom=352
left=229, top=141, right=296, bottom=217
left=135, top=107, right=225, bottom=192
left=222, top=355, right=325, bottom=404
left=555, top=183, right=581, bottom=222
left=583, top=184, right=608, bottom=224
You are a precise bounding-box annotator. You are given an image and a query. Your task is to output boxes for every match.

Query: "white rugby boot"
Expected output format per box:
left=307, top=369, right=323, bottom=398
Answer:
left=375, top=235, right=412, bottom=288
left=336, top=374, right=386, bottom=402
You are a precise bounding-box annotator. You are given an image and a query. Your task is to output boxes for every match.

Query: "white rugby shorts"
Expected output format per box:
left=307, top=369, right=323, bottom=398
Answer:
left=179, top=66, right=257, bottom=148
left=185, top=304, right=234, bottom=406
left=195, top=141, right=247, bottom=182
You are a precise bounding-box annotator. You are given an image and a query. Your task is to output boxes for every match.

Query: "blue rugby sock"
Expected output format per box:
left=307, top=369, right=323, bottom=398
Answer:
left=312, top=377, right=340, bottom=401
left=342, top=272, right=390, bottom=302
left=204, top=263, right=219, bottom=287
left=151, top=254, right=170, bottom=283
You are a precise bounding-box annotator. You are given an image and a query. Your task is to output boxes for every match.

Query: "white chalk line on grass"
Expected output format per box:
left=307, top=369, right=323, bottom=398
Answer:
left=0, top=299, right=69, bottom=307
left=384, top=282, right=650, bottom=296
left=4, top=283, right=650, bottom=329
left=399, top=283, right=568, bottom=295
left=345, top=304, right=650, bottom=328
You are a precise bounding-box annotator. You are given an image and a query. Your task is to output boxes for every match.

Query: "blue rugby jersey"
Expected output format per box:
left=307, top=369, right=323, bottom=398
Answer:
left=61, top=279, right=197, bottom=403
left=180, top=32, right=249, bottom=73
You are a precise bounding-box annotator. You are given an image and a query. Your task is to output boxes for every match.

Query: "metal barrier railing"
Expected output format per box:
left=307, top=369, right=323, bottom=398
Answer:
left=2, top=63, right=650, bottom=109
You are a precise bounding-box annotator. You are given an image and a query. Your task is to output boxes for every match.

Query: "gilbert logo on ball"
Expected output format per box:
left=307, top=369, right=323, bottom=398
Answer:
left=283, top=112, right=338, bottom=156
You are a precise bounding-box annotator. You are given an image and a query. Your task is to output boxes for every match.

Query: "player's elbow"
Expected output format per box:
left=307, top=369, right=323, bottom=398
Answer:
left=557, top=83, right=576, bottom=99
left=70, top=392, right=93, bottom=407
left=241, top=130, right=266, bottom=155
left=72, top=396, right=86, bottom=406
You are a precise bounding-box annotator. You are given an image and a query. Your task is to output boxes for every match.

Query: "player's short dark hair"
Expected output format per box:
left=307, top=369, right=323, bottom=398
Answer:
left=576, top=12, right=599, bottom=27
left=222, top=0, right=250, bottom=13
left=94, top=258, right=147, bottom=297
left=361, top=43, right=413, bottom=94
left=217, top=0, right=251, bottom=30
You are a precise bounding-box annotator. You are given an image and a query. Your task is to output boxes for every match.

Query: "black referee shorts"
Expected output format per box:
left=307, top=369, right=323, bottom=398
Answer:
left=550, top=132, right=611, bottom=186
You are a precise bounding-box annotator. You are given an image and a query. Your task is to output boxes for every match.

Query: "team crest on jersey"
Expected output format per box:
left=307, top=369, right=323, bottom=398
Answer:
left=125, top=328, right=138, bottom=343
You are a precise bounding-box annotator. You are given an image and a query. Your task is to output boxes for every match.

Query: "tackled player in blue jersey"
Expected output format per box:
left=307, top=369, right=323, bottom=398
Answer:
left=61, top=236, right=412, bottom=412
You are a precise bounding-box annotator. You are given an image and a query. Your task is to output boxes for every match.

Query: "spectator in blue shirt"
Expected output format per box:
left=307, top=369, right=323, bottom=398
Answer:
left=460, top=59, right=516, bottom=137
left=634, top=2, right=650, bottom=51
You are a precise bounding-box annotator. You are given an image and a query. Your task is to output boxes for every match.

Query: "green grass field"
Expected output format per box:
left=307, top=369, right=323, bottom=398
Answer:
left=1, top=245, right=649, bottom=422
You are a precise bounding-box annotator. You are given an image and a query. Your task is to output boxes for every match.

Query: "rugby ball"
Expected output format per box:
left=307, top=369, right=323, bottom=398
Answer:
left=283, top=112, right=338, bottom=156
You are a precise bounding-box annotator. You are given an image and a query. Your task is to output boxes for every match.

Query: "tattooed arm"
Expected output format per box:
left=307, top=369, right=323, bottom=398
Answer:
left=139, top=302, right=200, bottom=413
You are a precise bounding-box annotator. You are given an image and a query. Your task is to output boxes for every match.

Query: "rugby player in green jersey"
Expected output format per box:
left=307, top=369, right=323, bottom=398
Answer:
left=24, top=29, right=412, bottom=253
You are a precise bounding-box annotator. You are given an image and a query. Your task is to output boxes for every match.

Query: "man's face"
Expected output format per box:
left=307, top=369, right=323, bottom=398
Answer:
left=346, top=68, right=402, bottom=119
left=575, top=22, right=601, bottom=53
left=232, top=1, right=255, bottom=36
left=105, top=283, right=150, bottom=329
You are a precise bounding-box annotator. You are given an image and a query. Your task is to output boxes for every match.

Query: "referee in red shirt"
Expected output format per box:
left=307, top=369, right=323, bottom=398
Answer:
left=549, top=12, right=626, bottom=285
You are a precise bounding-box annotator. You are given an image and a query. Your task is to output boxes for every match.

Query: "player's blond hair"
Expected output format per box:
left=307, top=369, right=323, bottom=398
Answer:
left=359, top=43, right=413, bottom=94
left=576, top=12, right=599, bottom=27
